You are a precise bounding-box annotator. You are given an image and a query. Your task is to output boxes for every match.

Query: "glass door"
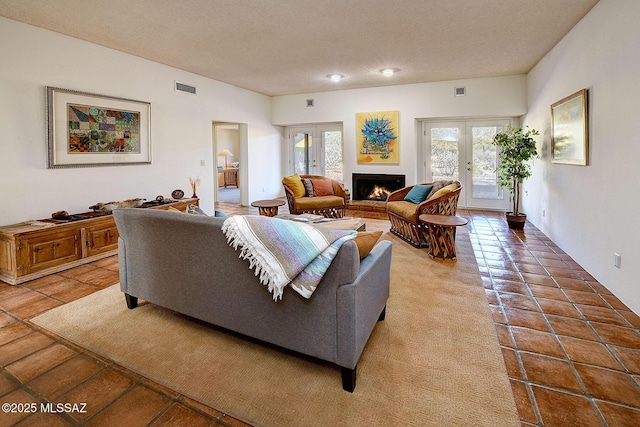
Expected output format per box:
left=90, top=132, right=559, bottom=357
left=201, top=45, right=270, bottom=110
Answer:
left=289, top=125, right=343, bottom=181
left=423, top=120, right=510, bottom=210
left=290, top=127, right=316, bottom=175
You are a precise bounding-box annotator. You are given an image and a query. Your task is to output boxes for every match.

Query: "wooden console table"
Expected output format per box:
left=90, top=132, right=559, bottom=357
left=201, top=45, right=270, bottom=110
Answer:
left=0, top=198, right=198, bottom=285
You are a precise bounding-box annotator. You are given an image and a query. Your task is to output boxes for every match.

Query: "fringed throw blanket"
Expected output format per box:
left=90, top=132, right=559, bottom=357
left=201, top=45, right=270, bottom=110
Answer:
left=222, top=215, right=356, bottom=301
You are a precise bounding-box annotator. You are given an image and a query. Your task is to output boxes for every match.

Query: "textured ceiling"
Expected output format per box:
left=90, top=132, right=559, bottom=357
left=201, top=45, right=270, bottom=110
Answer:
left=0, top=0, right=599, bottom=96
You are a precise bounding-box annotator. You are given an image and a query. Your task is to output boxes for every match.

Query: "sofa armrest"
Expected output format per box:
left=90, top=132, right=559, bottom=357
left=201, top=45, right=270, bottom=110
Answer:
left=282, top=183, right=299, bottom=213
left=331, top=180, right=347, bottom=201
left=335, top=240, right=392, bottom=369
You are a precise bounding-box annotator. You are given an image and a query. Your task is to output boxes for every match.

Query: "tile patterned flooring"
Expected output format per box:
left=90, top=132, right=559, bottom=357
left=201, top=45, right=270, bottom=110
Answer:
left=0, top=203, right=639, bottom=426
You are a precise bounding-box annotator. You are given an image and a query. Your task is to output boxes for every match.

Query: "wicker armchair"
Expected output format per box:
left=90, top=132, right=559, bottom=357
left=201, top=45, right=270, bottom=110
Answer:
left=386, top=181, right=462, bottom=248
left=282, top=174, right=347, bottom=218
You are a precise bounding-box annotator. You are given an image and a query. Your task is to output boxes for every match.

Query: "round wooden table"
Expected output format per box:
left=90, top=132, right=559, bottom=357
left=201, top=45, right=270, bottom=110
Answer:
left=419, top=214, right=468, bottom=261
left=251, top=199, right=286, bottom=217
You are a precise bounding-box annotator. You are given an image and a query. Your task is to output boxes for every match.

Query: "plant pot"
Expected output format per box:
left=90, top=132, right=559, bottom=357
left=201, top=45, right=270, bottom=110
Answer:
left=506, top=213, right=526, bottom=230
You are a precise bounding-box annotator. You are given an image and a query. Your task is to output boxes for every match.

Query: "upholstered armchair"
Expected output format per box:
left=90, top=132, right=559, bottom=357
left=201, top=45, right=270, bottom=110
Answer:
left=282, top=174, right=347, bottom=218
left=386, top=180, right=462, bottom=247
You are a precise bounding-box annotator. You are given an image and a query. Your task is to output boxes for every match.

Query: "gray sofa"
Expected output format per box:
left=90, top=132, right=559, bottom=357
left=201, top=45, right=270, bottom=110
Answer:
left=113, top=208, right=392, bottom=392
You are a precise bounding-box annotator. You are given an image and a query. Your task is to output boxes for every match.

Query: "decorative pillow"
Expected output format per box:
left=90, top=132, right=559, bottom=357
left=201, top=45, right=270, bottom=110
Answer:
left=427, top=180, right=455, bottom=199
left=353, top=230, right=383, bottom=259
left=214, top=210, right=228, bottom=218
left=283, top=174, right=306, bottom=198
left=311, top=178, right=334, bottom=196
left=301, top=178, right=314, bottom=197
left=428, top=183, right=459, bottom=200
left=404, top=184, right=433, bottom=204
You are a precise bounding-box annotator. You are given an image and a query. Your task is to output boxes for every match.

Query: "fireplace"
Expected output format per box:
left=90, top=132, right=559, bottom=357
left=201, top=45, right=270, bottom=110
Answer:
left=352, top=173, right=406, bottom=201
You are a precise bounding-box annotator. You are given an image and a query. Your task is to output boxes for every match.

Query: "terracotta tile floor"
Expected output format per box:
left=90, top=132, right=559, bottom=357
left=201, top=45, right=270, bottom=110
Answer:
left=1, top=204, right=639, bottom=426
left=462, top=209, right=640, bottom=427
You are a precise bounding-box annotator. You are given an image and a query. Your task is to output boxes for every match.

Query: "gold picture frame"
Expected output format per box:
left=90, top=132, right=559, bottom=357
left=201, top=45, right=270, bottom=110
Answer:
left=551, top=89, right=588, bottom=165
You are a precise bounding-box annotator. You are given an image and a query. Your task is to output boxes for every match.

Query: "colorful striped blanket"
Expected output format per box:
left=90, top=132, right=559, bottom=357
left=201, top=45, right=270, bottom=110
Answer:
left=222, top=215, right=357, bottom=301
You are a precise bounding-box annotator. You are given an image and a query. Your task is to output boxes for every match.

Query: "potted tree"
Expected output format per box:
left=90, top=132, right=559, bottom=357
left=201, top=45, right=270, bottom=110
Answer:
left=493, top=125, right=539, bottom=229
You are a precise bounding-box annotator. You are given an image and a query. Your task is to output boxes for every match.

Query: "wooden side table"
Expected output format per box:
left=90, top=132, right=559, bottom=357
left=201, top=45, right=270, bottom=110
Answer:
left=418, top=214, right=468, bottom=261
left=251, top=199, right=286, bottom=217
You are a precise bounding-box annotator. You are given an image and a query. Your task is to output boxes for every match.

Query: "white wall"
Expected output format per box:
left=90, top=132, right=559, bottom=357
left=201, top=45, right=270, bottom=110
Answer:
left=272, top=75, right=527, bottom=189
left=523, top=0, right=640, bottom=313
left=0, top=17, right=282, bottom=224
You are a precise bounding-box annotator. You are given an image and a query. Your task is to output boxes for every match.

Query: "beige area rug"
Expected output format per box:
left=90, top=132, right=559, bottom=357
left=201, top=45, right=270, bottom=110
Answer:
left=32, top=219, right=519, bottom=427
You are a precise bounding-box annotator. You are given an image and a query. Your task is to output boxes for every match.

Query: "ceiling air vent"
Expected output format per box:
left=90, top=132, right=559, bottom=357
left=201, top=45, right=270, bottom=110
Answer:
left=175, top=81, right=197, bottom=95
left=454, top=86, right=466, bottom=97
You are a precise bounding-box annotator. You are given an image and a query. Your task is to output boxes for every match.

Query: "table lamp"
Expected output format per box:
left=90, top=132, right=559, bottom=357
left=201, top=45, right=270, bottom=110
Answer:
left=218, top=149, right=233, bottom=169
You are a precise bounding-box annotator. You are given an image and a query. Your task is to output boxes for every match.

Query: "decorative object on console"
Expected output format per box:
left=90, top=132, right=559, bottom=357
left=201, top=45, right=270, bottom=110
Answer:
left=551, top=88, right=588, bottom=166
left=46, top=87, right=151, bottom=168
left=89, top=198, right=146, bottom=214
left=492, top=125, right=540, bottom=229
left=356, top=110, right=399, bottom=164
left=171, top=189, right=184, bottom=199
left=189, top=174, right=201, bottom=198
left=51, top=210, right=70, bottom=220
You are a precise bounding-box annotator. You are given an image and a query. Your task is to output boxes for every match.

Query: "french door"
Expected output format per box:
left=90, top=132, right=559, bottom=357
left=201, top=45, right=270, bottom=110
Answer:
left=289, top=125, right=343, bottom=182
left=423, top=119, right=511, bottom=210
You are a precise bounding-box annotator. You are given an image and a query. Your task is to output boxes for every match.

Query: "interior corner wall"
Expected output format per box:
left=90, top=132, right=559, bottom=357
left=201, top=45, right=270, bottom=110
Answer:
left=0, top=17, right=281, bottom=224
left=271, top=75, right=527, bottom=187
left=522, top=0, right=640, bottom=314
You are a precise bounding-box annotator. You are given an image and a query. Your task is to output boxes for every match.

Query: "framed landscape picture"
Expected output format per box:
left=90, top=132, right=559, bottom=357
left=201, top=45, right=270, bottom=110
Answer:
left=46, top=86, right=151, bottom=168
left=356, top=110, right=399, bottom=164
left=551, top=89, right=588, bottom=165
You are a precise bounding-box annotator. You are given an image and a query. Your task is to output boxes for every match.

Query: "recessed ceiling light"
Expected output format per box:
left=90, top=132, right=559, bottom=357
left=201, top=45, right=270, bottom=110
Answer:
left=380, top=68, right=399, bottom=77
left=327, top=74, right=343, bottom=82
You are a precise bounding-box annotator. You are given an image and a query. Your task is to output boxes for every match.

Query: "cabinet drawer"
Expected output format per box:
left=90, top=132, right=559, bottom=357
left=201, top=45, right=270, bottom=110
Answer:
left=22, top=230, right=82, bottom=274
left=85, top=224, right=119, bottom=257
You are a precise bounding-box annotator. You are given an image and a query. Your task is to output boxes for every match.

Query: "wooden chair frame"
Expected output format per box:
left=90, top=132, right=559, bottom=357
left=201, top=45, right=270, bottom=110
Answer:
left=283, top=175, right=348, bottom=218
left=386, top=184, right=462, bottom=248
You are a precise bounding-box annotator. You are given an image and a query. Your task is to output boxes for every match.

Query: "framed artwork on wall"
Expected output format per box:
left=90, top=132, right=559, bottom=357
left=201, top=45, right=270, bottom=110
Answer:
left=356, top=110, right=399, bottom=164
left=551, top=89, right=588, bottom=165
left=46, top=86, right=151, bottom=168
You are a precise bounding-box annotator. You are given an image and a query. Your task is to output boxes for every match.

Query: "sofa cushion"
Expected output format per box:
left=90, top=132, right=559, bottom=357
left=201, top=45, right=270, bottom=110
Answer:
left=296, top=195, right=344, bottom=210
left=427, top=180, right=456, bottom=199
left=404, top=184, right=433, bottom=204
left=353, top=230, right=383, bottom=259
left=428, top=183, right=459, bottom=200
left=311, top=178, right=334, bottom=196
left=301, top=178, right=314, bottom=197
left=284, top=174, right=306, bottom=198
left=387, top=200, right=420, bottom=221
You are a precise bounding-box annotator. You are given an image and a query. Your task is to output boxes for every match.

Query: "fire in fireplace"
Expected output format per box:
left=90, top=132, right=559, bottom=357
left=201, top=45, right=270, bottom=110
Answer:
left=352, top=173, right=406, bottom=201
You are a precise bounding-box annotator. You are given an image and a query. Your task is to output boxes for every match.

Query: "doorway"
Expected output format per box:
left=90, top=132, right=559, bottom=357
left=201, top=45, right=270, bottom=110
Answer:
left=213, top=122, right=243, bottom=205
left=288, top=124, right=343, bottom=182
left=422, top=119, right=511, bottom=210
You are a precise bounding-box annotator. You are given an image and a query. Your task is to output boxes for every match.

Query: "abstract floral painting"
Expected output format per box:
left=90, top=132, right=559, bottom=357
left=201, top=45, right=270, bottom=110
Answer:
left=356, top=111, right=399, bottom=163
